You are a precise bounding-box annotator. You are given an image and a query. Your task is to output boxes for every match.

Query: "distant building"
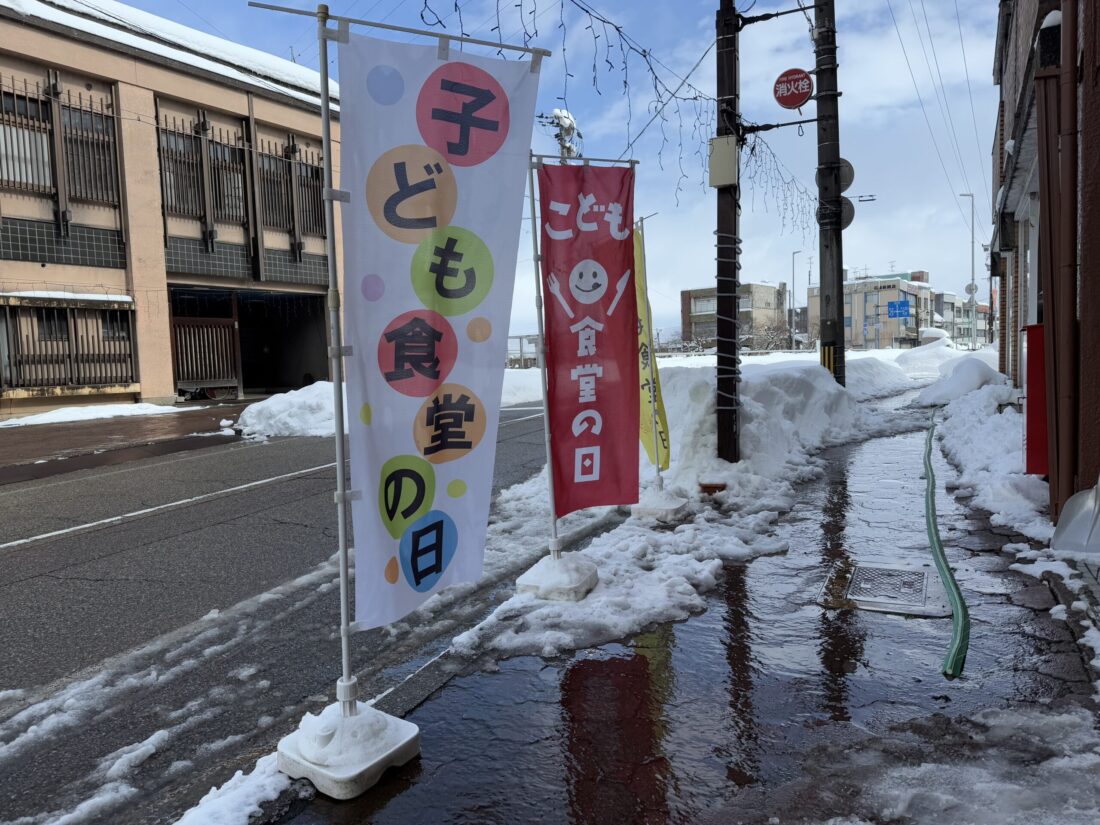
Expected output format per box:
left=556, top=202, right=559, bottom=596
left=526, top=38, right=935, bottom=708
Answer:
left=933, top=291, right=960, bottom=339
left=680, top=281, right=788, bottom=349
left=808, top=272, right=934, bottom=349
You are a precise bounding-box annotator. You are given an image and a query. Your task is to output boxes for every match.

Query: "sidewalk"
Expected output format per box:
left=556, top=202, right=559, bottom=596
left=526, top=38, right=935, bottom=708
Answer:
left=0, top=403, right=245, bottom=485
left=262, top=413, right=1096, bottom=824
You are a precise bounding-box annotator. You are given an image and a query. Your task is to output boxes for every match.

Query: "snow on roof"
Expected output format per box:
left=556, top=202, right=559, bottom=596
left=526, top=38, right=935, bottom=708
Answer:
left=1, top=290, right=132, bottom=302
left=1, top=0, right=338, bottom=109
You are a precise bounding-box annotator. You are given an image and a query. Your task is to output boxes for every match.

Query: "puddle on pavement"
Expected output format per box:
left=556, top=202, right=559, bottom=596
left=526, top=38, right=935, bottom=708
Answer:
left=283, top=400, right=1091, bottom=825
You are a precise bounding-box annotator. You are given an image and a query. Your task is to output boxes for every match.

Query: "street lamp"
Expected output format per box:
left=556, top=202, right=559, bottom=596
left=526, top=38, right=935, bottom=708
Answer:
left=960, top=193, right=976, bottom=350
left=790, top=249, right=801, bottom=349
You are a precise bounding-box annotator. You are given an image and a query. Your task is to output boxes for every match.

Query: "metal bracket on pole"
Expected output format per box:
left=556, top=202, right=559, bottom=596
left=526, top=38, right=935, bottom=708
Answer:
left=530, top=52, right=543, bottom=73
left=323, top=18, right=350, bottom=42
left=334, top=490, right=363, bottom=505
left=329, top=344, right=353, bottom=357
left=324, top=188, right=351, bottom=203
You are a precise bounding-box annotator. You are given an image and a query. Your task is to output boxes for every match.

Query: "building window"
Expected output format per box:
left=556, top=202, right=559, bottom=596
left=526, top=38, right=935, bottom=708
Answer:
left=36, top=308, right=68, bottom=341
left=0, top=88, right=53, bottom=191
left=60, top=104, right=119, bottom=204
left=692, top=296, right=716, bottom=314
left=101, top=310, right=130, bottom=341
left=210, top=140, right=246, bottom=224
left=158, top=129, right=203, bottom=218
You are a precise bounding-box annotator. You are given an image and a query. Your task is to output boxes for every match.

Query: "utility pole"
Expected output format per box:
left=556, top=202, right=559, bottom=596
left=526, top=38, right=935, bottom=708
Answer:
left=715, top=0, right=741, bottom=462
left=961, top=192, right=975, bottom=350
left=814, top=0, right=845, bottom=385
left=790, top=249, right=801, bottom=349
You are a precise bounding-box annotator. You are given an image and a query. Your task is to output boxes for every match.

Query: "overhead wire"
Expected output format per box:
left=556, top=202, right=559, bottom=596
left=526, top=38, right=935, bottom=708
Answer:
left=884, top=0, right=974, bottom=237
left=953, top=0, right=992, bottom=213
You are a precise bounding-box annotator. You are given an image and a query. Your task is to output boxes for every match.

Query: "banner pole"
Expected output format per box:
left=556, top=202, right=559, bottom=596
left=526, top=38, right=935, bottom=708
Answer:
left=639, top=217, right=664, bottom=491
left=316, top=3, right=356, bottom=718
left=528, top=154, right=561, bottom=559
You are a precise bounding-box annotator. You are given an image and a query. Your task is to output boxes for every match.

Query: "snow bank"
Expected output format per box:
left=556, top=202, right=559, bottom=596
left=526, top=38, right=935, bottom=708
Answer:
left=844, top=357, right=915, bottom=400
left=938, top=346, right=999, bottom=377
left=175, top=754, right=291, bottom=825
left=237, top=383, right=344, bottom=438
left=937, top=384, right=1052, bottom=540
left=500, top=369, right=542, bottom=406
left=895, top=338, right=960, bottom=378
left=917, top=357, right=1007, bottom=406
left=453, top=361, right=877, bottom=659
left=853, top=705, right=1100, bottom=824
left=919, top=327, right=949, bottom=342
left=0, top=402, right=187, bottom=427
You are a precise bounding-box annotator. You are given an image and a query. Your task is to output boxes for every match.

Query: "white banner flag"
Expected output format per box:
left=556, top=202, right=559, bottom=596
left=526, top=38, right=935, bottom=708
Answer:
left=339, top=35, right=540, bottom=628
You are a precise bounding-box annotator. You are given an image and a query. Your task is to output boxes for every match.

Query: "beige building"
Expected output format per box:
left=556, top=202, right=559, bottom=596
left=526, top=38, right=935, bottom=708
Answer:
left=0, top=0, right=341, bottom=417
left=808, top=272, right=934, bottom=349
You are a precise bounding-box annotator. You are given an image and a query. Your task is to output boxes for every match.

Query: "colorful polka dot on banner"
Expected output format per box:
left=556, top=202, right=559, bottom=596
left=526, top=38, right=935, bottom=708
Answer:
left=367, top=65, right=404, bottom=106
left=466, top=317, right=491, bottom=342
left=384, top=555, right=399, bottom=584
left=447, top=479, right=467, bottom=498
left=361, top=274, right=385, bottom=302
left=359, top=403, right=372, bottom=426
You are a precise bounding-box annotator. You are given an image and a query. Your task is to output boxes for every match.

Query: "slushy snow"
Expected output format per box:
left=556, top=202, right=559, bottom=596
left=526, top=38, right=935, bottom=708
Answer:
left=0, top=402, right=190, bottom=427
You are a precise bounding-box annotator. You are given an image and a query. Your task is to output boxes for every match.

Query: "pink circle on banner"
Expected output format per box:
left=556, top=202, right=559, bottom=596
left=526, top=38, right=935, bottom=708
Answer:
left=361, top=274, right=385, bottom=302
left=377, top=309, right=458, bottom=397
left=416, top=63, right=510, bottom=167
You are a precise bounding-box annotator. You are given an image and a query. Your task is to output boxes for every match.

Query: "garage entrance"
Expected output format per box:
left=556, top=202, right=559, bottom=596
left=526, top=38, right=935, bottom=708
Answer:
left=169, top=287, right=327, bottom=397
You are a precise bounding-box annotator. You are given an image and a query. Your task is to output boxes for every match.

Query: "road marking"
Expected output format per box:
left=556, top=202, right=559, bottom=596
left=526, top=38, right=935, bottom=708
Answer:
left=499, top=413, right=543, bottom=426
left=0, top=463, right=337, bottom=552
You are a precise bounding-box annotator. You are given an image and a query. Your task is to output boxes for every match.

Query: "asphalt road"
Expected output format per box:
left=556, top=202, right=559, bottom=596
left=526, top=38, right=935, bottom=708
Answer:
left=0, top=402, right=551, bottom=824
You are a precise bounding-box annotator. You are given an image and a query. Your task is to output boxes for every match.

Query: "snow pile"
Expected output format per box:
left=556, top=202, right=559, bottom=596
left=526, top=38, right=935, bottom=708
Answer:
left=919, top=327, right=950, bottom=342
left=296, top=702, right=399, bottom=766
left=0, top=402, right=186, bottom=427
left=895, top=337, right=961, bottom=379
left=844, top=357, right=916, bottom=400
left=500, top=368, right=542, bottom=406
left=237, top=382, right=344, bottom=438
left=175, top=754, right=291, bottom=825
left=917, top=357, right=1007, bottom=406
left=453, top=362, right=872, bottom=659
left=937, top=384, right=1052, bottom=541
left=845, top=705, right=1100, bottom=824
left=0, top=290, right=132, bottom=302
left=938, top=346, right=999, bottom=376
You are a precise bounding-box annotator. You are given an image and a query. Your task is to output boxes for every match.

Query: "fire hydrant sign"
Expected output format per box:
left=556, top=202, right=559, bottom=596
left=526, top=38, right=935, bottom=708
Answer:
left=773, top=67, right=813, bottom=110
left=538, top=164, right=639, bottom=517
left=339, top=34, right=540, bottom=628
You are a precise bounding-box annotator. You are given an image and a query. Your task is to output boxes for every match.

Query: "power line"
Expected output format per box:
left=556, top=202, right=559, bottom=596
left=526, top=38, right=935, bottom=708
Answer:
left=884, top=0, right=972, bottom=234
left=173, top=0, right=230, bottom=38
left=906, top=0, right=973, bottom=203
left=953, top=0, right=992, bottom=212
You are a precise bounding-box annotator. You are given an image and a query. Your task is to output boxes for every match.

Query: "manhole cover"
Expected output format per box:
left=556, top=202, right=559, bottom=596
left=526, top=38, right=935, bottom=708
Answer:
left=820, top=563, right=952, bottom=618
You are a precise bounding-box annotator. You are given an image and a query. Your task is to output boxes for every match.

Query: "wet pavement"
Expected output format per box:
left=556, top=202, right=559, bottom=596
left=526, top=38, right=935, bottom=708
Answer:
left=273, top=395, right=1094, bottom=824
left=0, top=403, right=244, bottom=484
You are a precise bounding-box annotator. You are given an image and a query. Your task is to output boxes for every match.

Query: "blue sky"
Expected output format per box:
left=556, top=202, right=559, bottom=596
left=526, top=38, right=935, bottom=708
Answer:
left=124, top=0, right=998, bottom=340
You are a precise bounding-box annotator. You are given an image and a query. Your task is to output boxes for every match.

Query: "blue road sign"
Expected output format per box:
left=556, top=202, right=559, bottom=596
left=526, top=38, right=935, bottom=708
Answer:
left=888, top=300, right=910, bottom=319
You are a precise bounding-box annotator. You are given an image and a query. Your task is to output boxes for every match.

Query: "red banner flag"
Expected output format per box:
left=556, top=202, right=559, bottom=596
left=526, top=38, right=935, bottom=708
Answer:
left=538, top=163, right=639, bottom=518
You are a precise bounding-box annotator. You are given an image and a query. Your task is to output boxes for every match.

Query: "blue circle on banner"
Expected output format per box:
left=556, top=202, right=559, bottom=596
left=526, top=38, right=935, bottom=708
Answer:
left=398, top=510, right=457, bottom=592
left=367, top=65, right=404, bottom=106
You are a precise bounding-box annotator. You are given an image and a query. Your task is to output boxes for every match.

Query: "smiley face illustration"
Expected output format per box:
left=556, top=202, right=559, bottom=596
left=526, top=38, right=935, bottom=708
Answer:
left=568, top=259, right=608, bottom=304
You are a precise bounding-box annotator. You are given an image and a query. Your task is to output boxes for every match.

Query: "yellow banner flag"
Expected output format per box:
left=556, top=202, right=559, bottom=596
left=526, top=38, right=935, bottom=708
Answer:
left=635, top=225, right=670, bottom=470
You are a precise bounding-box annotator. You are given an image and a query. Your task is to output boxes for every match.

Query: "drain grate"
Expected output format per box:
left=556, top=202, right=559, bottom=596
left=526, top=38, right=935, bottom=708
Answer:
left=820, top=563, right=952, bottom=618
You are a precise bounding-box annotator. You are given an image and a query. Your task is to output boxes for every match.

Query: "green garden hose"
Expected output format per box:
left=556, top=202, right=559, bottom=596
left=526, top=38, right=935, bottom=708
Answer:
left=924, top=416, right=970, bottom=678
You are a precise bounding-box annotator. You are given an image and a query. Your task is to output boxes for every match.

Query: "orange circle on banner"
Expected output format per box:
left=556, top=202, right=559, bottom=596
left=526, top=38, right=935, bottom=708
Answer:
left=412, top=383, right=486, bottom=464
left=384, top=555, right=400, bottom=584
left=466, top=317, right=492, bottom=342
left=366, top=144, right=457, bottom=244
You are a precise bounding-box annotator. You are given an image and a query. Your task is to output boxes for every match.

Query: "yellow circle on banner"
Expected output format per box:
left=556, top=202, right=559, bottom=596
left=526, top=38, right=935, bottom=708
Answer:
left=366, top=144, right=457, bottom=244
left=447, top=479, right=467, bottom=498
left=360, top=403, right=372, bottom=426
left=466, top=317, right=492, bottom=342
left=412, top=383, right=486, bottom=464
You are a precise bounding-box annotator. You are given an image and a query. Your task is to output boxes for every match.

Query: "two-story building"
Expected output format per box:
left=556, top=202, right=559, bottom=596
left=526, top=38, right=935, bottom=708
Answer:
left=0, top=0, right=340, bottom=418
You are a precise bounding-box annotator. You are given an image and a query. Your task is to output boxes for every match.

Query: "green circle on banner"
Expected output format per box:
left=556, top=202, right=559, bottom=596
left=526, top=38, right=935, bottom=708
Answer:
left=377, top=455, right=436, bottom=540
left=410, top=226, right=494, bottom=316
